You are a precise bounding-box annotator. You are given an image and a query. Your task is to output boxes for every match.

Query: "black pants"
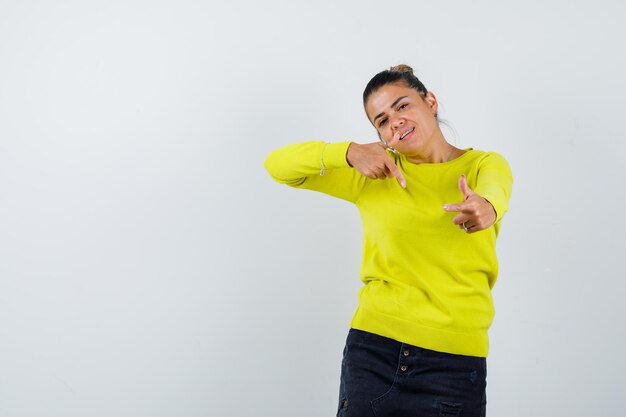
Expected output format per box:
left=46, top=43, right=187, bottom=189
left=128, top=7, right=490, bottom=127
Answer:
left=337, top=329, right=487, bottom=417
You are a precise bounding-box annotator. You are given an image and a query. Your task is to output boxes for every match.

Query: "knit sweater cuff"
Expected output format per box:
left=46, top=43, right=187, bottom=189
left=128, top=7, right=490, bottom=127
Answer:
left=481, top=193, right=506, bottom=223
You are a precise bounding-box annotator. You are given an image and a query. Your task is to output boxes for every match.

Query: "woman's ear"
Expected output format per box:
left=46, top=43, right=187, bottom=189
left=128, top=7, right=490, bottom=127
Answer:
left=424, top=91, right=439, bottom=109
left=424, top=91, right=438, bottom=115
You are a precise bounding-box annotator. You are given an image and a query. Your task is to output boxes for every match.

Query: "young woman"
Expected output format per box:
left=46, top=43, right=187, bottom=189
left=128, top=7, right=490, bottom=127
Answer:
left=264, top=65, right=513, bottom=417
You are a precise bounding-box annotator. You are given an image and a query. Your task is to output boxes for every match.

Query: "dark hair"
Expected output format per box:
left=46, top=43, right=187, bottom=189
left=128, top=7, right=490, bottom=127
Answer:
left=363, top=64, right=428, bottom=106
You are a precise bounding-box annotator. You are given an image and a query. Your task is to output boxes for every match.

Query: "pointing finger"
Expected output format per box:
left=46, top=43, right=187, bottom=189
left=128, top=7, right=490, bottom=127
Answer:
left=443, top=202, right=464, bottom=212
left=386, top=159, right=406, bottom=189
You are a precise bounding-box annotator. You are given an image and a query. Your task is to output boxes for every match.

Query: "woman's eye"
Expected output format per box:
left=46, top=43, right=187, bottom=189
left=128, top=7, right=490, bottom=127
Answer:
left=398, top=103, right=408, bottom=110
left=378, top=119, right=387, bottom=127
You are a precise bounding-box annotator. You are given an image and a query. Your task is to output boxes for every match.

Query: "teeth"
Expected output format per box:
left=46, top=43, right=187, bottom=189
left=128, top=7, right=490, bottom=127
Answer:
left=400, top=128, right=414, bottom=139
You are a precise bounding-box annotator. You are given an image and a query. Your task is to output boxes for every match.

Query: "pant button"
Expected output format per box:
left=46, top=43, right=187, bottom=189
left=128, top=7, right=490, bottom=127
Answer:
left=400, top=365, right=408, bottom=372
left=403, top=350, right=410, bottom=357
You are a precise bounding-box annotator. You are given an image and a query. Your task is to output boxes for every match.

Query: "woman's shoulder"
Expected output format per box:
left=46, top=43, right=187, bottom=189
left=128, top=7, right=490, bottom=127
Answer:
left=462, top=149, right=512, bottom=180
left=463, top=148, right=509, bottom=164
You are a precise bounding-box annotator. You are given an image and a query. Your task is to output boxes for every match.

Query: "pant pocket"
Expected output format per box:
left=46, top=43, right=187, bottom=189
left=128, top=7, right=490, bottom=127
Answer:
left=370, top=384, right=397, bottom=417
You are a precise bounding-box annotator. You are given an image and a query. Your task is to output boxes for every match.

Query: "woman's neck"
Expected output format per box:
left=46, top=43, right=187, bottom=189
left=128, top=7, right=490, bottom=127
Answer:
left=405, top=138, right=464, bottom=164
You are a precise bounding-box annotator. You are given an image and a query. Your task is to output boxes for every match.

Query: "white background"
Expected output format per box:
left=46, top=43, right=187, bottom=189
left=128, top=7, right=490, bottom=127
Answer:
left=1, top=1, right=624, bottom=416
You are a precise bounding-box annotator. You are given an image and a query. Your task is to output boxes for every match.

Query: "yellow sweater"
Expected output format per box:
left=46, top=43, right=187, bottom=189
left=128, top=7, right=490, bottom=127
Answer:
left=264, top=141, right=513, bottom=357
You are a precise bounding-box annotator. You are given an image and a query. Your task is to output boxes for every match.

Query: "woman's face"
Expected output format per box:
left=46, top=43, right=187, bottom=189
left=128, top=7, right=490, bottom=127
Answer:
left=365, top=82, right=440, bottom=155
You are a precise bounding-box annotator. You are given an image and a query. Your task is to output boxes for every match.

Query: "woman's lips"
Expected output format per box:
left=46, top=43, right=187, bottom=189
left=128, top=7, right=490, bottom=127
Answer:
left=399, top=127, right=414, bottom=141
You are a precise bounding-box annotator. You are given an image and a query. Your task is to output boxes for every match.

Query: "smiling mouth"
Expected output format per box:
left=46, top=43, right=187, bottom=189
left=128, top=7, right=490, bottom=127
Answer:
left=399, top=128, right=414, bottom=140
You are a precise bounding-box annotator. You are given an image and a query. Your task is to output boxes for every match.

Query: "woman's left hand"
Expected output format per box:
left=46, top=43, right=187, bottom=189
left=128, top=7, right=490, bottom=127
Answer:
left=443, top=175, right=496, bottom=233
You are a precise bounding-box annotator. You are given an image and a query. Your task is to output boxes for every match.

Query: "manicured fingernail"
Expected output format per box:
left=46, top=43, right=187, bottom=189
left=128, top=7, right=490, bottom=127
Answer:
left=442, top=205, right=448, bottom=210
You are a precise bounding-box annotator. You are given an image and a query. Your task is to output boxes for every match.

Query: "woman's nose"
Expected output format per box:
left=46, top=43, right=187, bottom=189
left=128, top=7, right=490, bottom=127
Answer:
left=391, top=117, right=405, bottom=130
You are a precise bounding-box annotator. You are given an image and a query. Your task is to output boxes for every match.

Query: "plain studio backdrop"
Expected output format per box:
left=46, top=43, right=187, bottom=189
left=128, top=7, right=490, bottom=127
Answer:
left=1, top=1, right=624, bottom=416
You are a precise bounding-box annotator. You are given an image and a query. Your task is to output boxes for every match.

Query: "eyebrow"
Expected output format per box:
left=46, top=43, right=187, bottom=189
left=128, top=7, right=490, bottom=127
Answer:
left=372, top=96, right=408, bottom=125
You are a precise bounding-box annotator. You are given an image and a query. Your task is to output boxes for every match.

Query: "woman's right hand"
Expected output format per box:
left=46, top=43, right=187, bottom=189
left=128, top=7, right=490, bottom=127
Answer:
left=346, top=137, right=406, bottom=189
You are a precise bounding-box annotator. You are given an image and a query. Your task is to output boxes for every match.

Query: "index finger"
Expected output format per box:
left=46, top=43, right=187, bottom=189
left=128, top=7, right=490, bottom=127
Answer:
left=443, top=202, right=467, bottom=212
left=385, top=158, right=406, bottom=189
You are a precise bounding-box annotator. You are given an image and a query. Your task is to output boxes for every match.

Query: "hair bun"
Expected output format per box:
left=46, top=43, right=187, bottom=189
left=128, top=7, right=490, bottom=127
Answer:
left=390, top=64, right=414, bottom=75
